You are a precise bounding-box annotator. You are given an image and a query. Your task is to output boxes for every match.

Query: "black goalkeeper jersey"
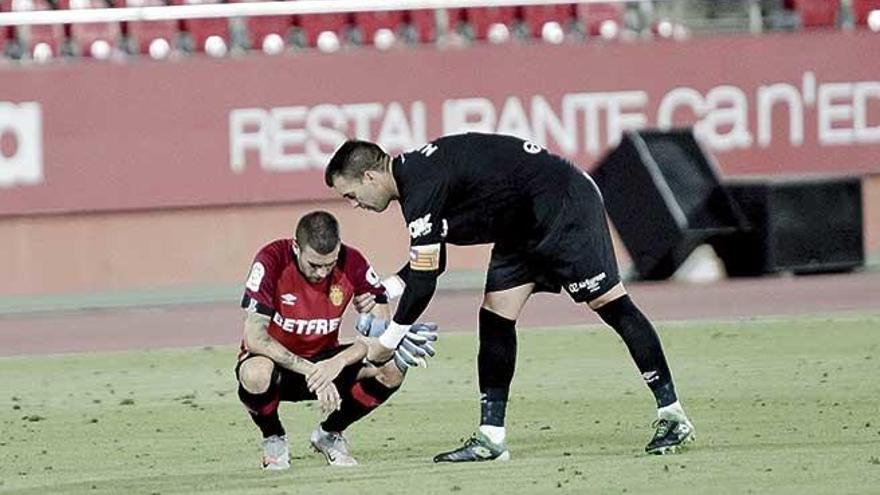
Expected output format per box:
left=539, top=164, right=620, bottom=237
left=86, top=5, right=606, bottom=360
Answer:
left=392, top=132, right=583, bottom=251
left=389, top=133, right=590, bottom=326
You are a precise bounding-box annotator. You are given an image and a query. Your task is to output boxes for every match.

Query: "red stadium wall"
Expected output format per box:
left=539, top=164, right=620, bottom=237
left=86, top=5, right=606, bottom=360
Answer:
left=1, top=31, right=878, bottom=298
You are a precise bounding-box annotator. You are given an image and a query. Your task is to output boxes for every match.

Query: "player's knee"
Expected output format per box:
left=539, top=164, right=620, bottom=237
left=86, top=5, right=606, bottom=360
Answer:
left=587, top=282, right=628, bottom=311
left=594, top=293, right=642, bottom=330
left=375, top=362, right=404, bottom=388
left=238, top=356, right=275, bottom=394
left=481, top=286, right=531, bottom=321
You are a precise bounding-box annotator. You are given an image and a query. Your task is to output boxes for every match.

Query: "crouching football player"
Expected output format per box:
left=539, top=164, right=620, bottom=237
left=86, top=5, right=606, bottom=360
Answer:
left=236, top=211, right=436, bottom=469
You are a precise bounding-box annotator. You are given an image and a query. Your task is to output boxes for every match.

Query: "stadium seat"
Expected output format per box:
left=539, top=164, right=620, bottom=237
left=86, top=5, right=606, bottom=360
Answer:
left=406, top=8, right=466, bottom=43
left=123, top=0, right=178, bottom=57
left=792, top=0, right=839, bottom=28
left=173, top=0, right=231, bottom=55
left=853, top=0, right=880, bottom=27
left=58, top=0, right=121, bottom=58
left=0, top=26, right=9, bottom=59
left=520, top=4, right=574, bottom=39
left=463, top=6, right=518, bottom=41
left=407, top=8, right=436, bottom=43
left=228, top=0, right=292, bottom=53
left=353, top=10, right=406, bottom=46
left=0, top=1, right=10, bottom=57
left=295, top=12, right=350, bottom=48
left=575, top=2, right=624, bottom=38
left=10, top=0, right=65, bottom=60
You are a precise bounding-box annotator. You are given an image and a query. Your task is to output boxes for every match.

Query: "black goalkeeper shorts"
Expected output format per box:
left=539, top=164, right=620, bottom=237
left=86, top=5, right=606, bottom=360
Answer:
left=484, top=170, right=621, bottom=304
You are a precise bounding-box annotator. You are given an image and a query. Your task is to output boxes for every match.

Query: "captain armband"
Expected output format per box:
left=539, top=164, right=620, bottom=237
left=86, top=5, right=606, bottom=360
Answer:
left=408, top=244, right=441, bottom=272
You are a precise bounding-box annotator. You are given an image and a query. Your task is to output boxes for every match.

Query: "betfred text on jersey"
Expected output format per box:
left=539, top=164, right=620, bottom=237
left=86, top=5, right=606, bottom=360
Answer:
left=272, top=313, right=341, bottom=335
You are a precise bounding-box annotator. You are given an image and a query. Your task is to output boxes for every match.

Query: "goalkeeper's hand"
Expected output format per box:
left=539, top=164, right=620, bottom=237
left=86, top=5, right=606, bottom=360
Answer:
left=393, top=322, right=439, bottom=371
left=357, top=315, right=439, bottom=371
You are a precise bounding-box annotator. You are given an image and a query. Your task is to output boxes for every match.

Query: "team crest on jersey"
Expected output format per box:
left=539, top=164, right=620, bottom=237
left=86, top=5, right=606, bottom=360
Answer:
left=329, top=284, right=344, bottom=306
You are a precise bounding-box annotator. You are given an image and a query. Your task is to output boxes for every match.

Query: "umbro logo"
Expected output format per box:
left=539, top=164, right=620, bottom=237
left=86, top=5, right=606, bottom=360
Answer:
left=281, top=294, right=297, bottom=306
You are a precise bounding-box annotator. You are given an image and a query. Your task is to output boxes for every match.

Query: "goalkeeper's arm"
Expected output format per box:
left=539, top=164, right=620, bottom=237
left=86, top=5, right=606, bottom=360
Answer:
left=368, top=270, right=438, bottom=363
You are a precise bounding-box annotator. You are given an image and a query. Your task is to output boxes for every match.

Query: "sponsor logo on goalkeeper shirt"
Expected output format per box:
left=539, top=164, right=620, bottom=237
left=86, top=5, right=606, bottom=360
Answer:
left=272, top=313, right=341, bottom=335
left=568, top=272, right=607, bottom=294
left=408, top=214, right=433, bottom=239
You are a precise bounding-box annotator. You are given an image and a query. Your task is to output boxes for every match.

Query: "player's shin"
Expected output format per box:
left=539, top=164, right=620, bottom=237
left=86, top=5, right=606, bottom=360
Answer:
left=596, top=296, right=695, bottom=454
left=321, top=377, right=399, bottom=433
left=595, top=295, right=678, bottom=408
left=238, top=382, right=286, bottom=438
left=477, top=308, right=517, bottom=443
left=434, top=309, right=515, bottom=464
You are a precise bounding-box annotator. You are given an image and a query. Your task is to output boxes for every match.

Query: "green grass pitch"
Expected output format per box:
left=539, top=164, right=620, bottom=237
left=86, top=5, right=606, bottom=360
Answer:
left=2, top=314, right=879, bottom=494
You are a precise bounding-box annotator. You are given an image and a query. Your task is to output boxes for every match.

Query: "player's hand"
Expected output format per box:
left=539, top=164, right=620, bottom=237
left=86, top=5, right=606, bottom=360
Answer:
left=394, top=323, right=439, bottom=371
left=315, top=383, right=341, bottom=414
left=353, top=293, right=376, bottom=314
left=306, top=357, right=345, bottom=394
left=355, top=313, right=389, bottom=338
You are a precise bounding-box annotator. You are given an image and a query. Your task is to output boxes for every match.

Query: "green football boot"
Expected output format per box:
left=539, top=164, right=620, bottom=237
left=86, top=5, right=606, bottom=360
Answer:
left=645, top=418, right=695, bottom=455
left=433, top=431, right=510, bottom=463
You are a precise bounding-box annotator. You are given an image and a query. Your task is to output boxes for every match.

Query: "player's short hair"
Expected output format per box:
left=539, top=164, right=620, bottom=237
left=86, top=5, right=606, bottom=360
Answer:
left=295, top=211, right=340, bottom=255
left=324, top=140, right=389, bottom=187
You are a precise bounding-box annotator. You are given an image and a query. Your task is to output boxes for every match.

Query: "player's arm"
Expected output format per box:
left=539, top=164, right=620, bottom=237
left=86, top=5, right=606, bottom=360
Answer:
left=345, top=245, right=393, bottom=334
left=306, top=336, right=367, bottom=393
left=240, top=244, right=318, bottom=377
left=349, top=249, right=390, bottom=316
left=242, top=311, right=340, bottom=411
left=366, top=154, right=448, bottom=363
left=378, top=267, right=409, bottom=300
left=242, top=311, right=317, bottom=377
left=370, top=301, right=391, bottom=320
left=368, top=242, right=445, bottom=363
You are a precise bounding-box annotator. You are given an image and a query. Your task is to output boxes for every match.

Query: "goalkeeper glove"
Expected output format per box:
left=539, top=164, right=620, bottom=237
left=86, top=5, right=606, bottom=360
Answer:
left=393, top=322, right=438, bottom=371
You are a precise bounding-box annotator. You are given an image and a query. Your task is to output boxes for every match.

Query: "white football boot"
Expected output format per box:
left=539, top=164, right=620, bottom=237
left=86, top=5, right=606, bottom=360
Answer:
left=310, top=427, right=358, bottom=466
left=261, top=434, right=290, bottom=470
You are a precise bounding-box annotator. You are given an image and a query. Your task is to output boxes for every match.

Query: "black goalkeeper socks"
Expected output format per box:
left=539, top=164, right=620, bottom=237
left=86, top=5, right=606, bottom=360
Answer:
left=477, top=308, right=518, bottom=427
left=480, top=388, right=509, bottom=427
left=596, top=295, right=678, bottom=407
